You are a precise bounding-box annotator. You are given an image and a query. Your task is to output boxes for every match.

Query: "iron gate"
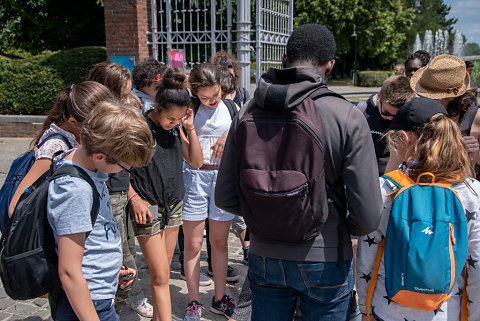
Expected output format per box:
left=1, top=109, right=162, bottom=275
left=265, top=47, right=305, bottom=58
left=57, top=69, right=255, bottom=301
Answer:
left=147, top=0, right=294, bottom=90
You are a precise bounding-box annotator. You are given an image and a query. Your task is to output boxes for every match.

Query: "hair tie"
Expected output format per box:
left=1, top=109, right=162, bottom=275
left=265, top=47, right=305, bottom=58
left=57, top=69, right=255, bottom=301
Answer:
left=153, top=74, right=162, bottom=82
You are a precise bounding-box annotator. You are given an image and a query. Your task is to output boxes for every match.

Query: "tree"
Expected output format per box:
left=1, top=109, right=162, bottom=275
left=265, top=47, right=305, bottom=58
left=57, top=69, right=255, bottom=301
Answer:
left=464, top=43, right=480, bottom=56
left=0, top=0, right=105, bottom=53
left=294, top=0, right=415, bottom=73
left=404, top=0, right=457, bottom=55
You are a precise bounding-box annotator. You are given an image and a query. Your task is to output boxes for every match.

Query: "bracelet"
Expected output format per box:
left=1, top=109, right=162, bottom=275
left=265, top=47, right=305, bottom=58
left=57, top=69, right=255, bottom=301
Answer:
left=130, top=197, right=141, bottom=206
left=128, top=193, right=138, bottom=203
left=185, top=127, right=195, bottom=132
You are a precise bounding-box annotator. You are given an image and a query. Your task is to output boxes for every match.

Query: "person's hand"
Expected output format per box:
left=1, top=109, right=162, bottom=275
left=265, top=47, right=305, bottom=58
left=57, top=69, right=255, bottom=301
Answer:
left=211, top=132, right=228, bottom=160
left=361, top=315, right=369, bottom=321
left=463, top=135, right=479, bottom=164
left=181, top=108, right=195, bottom=131
left=118, top=265, right=136, bottom=289
left=131, top=197, right=152, bottom=224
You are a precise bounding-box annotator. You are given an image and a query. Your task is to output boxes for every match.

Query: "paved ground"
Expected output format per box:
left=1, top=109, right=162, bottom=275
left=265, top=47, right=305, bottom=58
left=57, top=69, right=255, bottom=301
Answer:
left=0, top=137, right=248, bottom=320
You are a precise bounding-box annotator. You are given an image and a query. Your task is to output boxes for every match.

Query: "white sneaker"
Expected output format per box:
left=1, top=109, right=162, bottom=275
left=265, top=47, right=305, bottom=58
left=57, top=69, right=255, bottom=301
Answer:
left=130, top=298, right=154, bottom=318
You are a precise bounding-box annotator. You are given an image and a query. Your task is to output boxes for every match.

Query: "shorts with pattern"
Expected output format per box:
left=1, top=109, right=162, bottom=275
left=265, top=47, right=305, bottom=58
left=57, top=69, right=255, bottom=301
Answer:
left=129, top=200, right=183, bottom=237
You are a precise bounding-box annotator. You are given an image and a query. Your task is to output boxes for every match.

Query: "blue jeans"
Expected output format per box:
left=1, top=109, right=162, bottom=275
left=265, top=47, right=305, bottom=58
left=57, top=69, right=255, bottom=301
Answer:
left=55, top=289, right=119, bottom=321
left=248, top=253, right=353, bottom=321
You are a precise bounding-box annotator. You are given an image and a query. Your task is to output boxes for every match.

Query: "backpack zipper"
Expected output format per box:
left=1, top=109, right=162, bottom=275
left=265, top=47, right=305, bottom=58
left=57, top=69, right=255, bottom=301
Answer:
left=240, top=118, right=324, bottom=153
left=241, top=181, right=309, bottom=198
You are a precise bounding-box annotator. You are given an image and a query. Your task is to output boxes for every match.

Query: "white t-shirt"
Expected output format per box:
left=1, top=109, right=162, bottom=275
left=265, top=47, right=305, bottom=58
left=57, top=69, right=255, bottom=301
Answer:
left=194, top=101, right=232, bottom=165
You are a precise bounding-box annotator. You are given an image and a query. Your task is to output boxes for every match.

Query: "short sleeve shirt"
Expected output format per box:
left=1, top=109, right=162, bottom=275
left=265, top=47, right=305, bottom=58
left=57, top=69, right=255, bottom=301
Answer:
left=47, top=159, right=122, bottom=300
left=35, top=123, right=79, bottom=160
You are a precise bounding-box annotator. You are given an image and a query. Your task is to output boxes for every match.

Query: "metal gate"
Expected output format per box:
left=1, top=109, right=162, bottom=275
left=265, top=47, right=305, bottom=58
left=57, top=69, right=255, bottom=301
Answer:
left=148, top=0, right=294, bottom=90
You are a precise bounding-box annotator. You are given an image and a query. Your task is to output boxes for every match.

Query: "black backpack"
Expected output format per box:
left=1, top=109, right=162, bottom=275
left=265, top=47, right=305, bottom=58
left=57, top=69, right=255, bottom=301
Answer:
left=234, top=87, right=344, bottom=243
left=0, top=161, right=99, bottom=300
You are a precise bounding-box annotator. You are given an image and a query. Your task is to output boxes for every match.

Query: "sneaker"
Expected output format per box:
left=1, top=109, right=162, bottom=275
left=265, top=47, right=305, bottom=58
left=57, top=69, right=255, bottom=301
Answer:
left=184, top=301, right=204, bottom=321
left=130, top=298, right=153, bottom=318
left=210, top=295, right=235, bottom=319
left=180, top=267, right=213, bottom=286
left=208, top=265, right=240, bottom=283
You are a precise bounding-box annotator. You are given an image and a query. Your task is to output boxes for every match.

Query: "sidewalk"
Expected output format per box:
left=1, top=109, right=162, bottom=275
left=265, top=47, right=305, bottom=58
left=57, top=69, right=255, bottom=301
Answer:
left=0, top=137, right=248, bottom=321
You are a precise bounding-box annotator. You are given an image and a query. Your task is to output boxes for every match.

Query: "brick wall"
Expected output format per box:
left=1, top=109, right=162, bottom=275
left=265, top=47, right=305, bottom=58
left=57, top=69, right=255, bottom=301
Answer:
left=0, top=123, right=43, bottom=138
left=104, top=0, right=152, bottom=63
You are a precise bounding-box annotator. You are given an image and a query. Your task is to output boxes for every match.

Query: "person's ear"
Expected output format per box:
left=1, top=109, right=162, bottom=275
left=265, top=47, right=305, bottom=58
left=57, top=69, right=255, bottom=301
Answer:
left=281, top=54, right=288, bottom=68
left=324, top=59, right=335, bottom=78
left=67, top=116, right=78, bottom=125
left=92, top=153, right=107, bottom=162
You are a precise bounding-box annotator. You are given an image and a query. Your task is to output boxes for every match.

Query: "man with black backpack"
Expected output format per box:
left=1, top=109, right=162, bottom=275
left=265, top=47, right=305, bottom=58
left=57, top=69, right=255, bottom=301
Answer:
left=215, top=24, right=382, bottom=320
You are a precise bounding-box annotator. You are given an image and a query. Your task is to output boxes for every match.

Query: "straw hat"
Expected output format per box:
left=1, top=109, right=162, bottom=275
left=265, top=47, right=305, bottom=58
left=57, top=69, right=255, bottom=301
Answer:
left=410, top=54, right=470, bottom=99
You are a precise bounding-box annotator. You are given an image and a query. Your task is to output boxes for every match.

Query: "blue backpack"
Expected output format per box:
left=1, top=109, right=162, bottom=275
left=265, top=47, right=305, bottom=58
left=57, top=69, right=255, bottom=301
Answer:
left=366, top=170, right=469, bottom=317
left=0, top=134, right=72, bottom=231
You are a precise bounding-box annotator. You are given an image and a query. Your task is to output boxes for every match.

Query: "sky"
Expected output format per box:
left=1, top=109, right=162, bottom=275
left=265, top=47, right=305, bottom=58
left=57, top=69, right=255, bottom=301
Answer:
left=443, top=0, right=480, bottom=45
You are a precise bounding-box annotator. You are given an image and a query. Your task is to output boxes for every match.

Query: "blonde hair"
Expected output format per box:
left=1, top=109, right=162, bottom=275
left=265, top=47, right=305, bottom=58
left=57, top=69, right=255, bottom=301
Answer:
left=385, top=114, right=473, bottom=184
left=80, top=101, right=154, bottom=168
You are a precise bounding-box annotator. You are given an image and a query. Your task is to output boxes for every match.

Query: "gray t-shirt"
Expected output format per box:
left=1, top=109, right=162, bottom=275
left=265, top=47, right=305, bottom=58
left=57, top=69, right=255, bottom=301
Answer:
left=47, top=159, right=122, bottom=300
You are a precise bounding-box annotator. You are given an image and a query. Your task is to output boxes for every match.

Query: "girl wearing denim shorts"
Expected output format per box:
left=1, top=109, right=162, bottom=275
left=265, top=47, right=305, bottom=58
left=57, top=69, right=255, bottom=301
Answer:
left=182, top=63, right=236, bottom=320
left=127, top=69, right=203, bottom=321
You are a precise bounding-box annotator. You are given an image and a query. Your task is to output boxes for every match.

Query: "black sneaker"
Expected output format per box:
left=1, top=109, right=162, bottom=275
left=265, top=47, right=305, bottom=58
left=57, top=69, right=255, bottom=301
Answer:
left=208, top=265, right=240, bottom=282
left=210, top=295, right=235, bottom=319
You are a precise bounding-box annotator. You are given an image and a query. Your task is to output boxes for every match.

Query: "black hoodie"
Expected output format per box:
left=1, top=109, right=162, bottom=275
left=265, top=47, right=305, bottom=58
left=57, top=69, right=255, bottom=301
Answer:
left=215, top=66, right=382, bottom=262
left=357, top=93, right=391, bottom=176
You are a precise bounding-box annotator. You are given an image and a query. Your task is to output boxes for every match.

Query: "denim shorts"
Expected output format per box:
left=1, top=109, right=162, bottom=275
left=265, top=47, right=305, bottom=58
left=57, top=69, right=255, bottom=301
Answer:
left=55, top=288, right=119, bottom=321
left=182, top=164, right=234, bottom=222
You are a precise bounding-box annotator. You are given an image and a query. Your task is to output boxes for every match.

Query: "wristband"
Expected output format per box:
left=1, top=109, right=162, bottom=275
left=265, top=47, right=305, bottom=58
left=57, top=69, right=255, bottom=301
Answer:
left=128, top=193, right=138, bottom=203
left=185, top=127, right=195, bottom=132
left=130, top=197, right=141, bottom=206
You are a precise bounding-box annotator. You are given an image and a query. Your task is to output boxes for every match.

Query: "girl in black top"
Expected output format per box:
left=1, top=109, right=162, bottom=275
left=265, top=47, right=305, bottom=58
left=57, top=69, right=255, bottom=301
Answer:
left=127, top=70, right=203, bottom=321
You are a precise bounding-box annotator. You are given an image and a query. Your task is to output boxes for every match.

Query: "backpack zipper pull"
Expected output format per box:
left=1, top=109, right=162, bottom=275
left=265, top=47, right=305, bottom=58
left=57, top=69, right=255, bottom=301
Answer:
left=450, top=224, right=456, bottom=245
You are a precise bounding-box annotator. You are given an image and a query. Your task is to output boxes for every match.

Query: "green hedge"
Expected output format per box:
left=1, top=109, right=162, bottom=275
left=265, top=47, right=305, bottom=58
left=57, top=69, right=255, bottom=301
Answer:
left=0, top=47, right=106, bottom=115
left=357, top=71, right=394, bottom=87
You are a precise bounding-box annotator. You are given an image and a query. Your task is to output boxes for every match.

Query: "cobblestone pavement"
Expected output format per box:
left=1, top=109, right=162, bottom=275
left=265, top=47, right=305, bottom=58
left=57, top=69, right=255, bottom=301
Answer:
left=0, top=137, right=248, bottom=320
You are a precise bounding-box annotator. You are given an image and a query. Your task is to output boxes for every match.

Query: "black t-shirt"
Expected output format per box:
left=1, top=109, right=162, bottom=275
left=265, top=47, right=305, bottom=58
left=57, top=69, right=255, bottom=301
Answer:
left=130, top=116, right=184, bottom=207
left=360, top=94, right=392, bottom=176
left=106, top=170, right=130, bottom=193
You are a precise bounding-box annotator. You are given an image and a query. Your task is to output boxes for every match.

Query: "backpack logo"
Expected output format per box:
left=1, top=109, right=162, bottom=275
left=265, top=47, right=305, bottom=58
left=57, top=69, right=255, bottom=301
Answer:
left=421, top=227, right=434, bottom=235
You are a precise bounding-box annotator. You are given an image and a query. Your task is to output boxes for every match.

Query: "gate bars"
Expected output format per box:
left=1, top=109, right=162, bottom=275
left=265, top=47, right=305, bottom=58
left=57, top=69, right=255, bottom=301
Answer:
left=148, top=0, right=294, bottom=90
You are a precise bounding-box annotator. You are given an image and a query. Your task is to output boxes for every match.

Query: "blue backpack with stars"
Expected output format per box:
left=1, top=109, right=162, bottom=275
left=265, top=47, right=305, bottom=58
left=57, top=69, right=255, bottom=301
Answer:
left=366, top=170, right=469, bottom=317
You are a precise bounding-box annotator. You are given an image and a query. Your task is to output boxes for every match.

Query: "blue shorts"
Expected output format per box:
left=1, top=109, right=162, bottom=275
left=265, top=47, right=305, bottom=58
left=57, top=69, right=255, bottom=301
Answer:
left=182, top=164, right=234, bottom=222
left=55, top=288, right=118, bottom=321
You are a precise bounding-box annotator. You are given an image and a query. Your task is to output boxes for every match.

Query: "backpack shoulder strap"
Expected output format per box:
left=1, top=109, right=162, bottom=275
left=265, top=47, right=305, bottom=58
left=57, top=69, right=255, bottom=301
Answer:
left=366, top=238, right=386, bottom=320
left=309, top=87, right=347, bottom=102
left=37, top=133, right=73, bottom=150
left=49, top=165, right=100, bottom=234
left=222, top=98, right=239, bottom=120
left=382, top=170, right=415, bottom=189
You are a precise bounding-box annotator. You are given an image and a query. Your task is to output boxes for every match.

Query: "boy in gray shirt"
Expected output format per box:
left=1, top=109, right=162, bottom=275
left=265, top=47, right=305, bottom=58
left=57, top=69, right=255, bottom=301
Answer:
left=47, top=101, right=154, bottom=321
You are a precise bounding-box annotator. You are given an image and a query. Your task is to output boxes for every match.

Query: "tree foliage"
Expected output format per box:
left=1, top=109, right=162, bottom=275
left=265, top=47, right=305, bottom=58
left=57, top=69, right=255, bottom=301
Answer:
left=405, top=0, right=457, bottom=48
left=0, top=0, right=105, bottom=53
left=294, top=0, right=415, bottom=70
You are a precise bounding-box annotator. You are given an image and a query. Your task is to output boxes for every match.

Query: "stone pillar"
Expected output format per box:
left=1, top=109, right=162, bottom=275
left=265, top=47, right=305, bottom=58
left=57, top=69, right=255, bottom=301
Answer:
left=104, top=0, right=151, bottom=62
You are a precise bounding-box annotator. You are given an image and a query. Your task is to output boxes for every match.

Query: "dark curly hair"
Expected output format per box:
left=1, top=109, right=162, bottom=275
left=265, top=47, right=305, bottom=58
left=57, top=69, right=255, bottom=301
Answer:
left=132, top=58, right=167, bottom=89
left=211, top=51, right=241, bottom=88
left=286, top=24, right=336, bottom=67
left=155, top=69, right=190, bottom=112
